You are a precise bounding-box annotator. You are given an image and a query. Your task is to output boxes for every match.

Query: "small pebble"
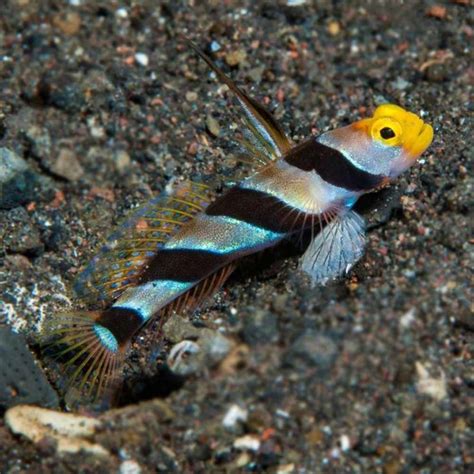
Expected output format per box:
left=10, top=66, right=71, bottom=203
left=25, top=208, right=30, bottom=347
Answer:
left=116, top=8, right=128, bottom=18
left=284, top=330, right=338, bottom=372
left=277, top=464, right=295, bottom=474
left=119, top=460, right=142, bottom=474
left=426, top=5, right=447, bottom=19
left=242, top=309, right=279, bottom=346
left=114, top=150, right=131, bottom=173
left=233, top=434, right=261, bottom=452
left=225, top=49, right=247, bottom=67
left=53, top=12, right=81, bottom=35
left=51, top=149, right=84, bottom=181
left=327, top=20, right=341, bottom=36
left=209, top=40, right=221, bottom=52
left=206, top=114, right=221, bottom=137
left=135, top=53, right=149, bottom=67
left=87, top=117, right=105, bottom=138
left=222, top=404, right=248, bottom=429
left=185, top=91, right=198, bottom=102
left=415, top=361, right=448, bottom=401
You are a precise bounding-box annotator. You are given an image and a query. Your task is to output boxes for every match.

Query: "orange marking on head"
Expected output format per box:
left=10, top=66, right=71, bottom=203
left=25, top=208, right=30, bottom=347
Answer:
left=352, top=104, right=434, bottom=161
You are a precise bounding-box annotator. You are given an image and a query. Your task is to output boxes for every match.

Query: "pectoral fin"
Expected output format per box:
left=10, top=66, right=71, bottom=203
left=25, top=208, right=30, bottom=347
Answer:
left=301, top=211, right=367, bottom=285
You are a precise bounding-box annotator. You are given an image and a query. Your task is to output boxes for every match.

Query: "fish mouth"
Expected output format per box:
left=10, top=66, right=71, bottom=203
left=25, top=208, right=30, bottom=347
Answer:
left=405, top=120, right=434, bottom=159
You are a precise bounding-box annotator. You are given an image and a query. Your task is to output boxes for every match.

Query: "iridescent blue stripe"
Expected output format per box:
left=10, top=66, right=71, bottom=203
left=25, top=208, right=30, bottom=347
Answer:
left=93, top=325, right=119, bottom=353
left=164, top=215, right=284, bottom=255
left=113, top=280, right=192, bottom=321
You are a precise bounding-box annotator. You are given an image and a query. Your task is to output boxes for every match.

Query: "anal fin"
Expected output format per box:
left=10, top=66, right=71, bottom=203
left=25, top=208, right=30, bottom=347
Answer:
left=162, top=263, right=236, bottom=320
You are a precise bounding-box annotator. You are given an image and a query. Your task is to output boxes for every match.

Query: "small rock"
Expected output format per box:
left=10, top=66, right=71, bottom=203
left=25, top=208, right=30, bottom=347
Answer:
left=391, top=77, right=411, bottom=90
left=185, top=91, right=198, bottom=102
left=246, top=65, right=265, bottom=83
left=399, top=308, right=416, bottom=328
left=51, top=148, right=84, bottom=181
left=426, top=5, right=447, bottom=19
left=206, top=114, right=221, bottom=137
left=284, top=330, right=339, bottom=372
left=53, top=12, right=82, bottom=35
left=23, top=126, right=51, bottom=161
left=134, top=53, right=149, bottom=67
left=339, top=434, right=351, bottom=452
left=277, top=464, right=296, bottom=474
left=119, top=460, right=142, bottom=474
left=415, top=361, right=448, bottom=401
left=46, top=78, right=86, bottom=113
left=87, top=116, right=106, bottom=138
left=233, top=434, right=261, bottom=452
left=234, top=452, right=251, bottom=468
left=0, top=207, right=43, bottom=255
left=209, top=40, right=221, bottom=52
left=114, top=150, right=131, bottom=173
left=222, top=404, right=248, bottom=429
left=5, top=405, right=107, bottom=456
left=286, top=0, right=308, bottom=5
left=0, top=146, right=28, bottom=179
left=327, top=20, right=341, bottom=36
left=424, top=63, right=450, bottom=82
left=0, top=326, right=58, bottom=409
left=242, top=309, right=279, bottom=346
left=225, top=49, right=247, bottom=67
left=0, top=147, right=44, bottom=210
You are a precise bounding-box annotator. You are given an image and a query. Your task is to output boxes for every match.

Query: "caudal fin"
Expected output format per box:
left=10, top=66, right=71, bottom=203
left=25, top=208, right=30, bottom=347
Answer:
left=42, top=311, right=125, bottom=406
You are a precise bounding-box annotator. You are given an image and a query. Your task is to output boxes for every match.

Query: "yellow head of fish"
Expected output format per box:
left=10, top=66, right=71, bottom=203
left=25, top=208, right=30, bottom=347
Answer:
left=320, top=104, right=434, bottom=181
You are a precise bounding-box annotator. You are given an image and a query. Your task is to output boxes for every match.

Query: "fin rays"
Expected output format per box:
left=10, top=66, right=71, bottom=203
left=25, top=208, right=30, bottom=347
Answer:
left=42, top=311, right=124, bottom=405
left=73, top=181, right=214, bottom=307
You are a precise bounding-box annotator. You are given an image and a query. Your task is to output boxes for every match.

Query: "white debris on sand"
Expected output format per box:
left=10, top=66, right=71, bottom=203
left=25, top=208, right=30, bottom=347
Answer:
left=222, top=404, right=248, bottom=429
left=5, top=405, right=108, bottom=456
left=415, top=361, right=448, bottom=401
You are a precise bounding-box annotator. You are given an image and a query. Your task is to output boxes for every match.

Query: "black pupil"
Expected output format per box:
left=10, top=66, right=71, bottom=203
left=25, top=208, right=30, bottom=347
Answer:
left=380, top=127, right=396, bottom=139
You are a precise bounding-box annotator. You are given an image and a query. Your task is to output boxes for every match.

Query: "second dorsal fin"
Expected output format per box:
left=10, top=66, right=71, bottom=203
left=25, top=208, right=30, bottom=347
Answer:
left=73, top=181, right=214, bottom=307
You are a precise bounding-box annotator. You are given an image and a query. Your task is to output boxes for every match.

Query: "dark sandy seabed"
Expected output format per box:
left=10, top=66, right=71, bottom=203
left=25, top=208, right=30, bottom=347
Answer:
left=0, top=0, right=472, bottom=472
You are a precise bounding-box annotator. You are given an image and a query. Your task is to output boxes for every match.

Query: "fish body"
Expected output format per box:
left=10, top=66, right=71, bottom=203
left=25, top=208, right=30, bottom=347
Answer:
left=45, top=45, right=433, bottom=401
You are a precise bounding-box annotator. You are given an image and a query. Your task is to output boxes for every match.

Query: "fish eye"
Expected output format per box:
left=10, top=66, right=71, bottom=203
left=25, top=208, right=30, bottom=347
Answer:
left=371, top=118, right=403, bottom=146
left=380, top=127, right=396, bottom=139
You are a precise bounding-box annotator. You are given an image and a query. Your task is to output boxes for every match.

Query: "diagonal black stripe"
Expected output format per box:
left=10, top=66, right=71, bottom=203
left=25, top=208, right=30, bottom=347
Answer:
left=205, top=187, right=308, bottom=233
left=97, top=307, right=143, bottom=345
left=139, top=249, right=230, bottom=284
left=284, top=138, right=384, bottom=192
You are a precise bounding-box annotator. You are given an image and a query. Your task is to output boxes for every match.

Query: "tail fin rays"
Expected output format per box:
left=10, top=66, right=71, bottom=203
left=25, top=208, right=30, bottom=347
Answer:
left=42, top=311, right=125, bottom=405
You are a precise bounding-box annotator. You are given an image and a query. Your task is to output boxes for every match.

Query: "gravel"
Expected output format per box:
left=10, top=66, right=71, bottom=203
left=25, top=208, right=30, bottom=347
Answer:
left=0, top=0, right=472, bottom=472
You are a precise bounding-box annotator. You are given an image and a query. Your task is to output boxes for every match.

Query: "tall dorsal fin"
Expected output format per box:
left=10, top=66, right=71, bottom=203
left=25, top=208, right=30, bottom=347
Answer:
left=73, top=181, right=214, bottom=307
left=188, top=40, right=292, bottom=170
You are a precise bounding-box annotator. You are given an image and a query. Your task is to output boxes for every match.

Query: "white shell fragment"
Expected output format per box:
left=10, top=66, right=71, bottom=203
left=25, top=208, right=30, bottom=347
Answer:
left=415, top=362, right=448, bottom=401
left=134, top=53, right=149, bottom=67
left=5, top=405, right=108, bottom=456
left=222, top=404, right=248, bottom=429
left=167, top=340, right=200, bottom=375
left=233, top=434, right=261, bottom=452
